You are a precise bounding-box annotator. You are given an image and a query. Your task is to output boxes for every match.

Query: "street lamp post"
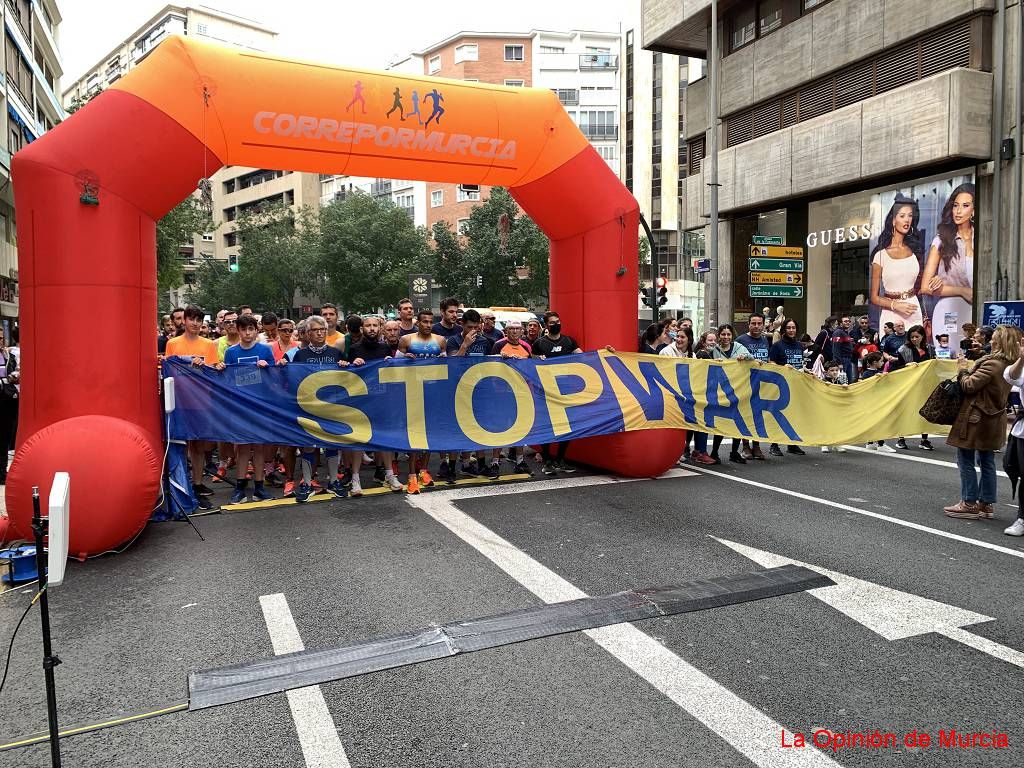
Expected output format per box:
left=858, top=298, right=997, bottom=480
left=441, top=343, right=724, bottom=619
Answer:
left=706, top=0, right=720, bottom=329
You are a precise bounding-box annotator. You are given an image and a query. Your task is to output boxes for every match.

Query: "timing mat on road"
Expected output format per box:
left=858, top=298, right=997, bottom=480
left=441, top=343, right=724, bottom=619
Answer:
left=187, top=564, right=832, bottom=709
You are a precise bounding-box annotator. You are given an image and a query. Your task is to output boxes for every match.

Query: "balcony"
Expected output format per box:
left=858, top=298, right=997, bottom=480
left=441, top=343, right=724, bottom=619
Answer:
left=579, top=125, right=618, bottom=141
left=552, top=88, right=578, bottom=106
left=579, top=54, right=618, bottom=70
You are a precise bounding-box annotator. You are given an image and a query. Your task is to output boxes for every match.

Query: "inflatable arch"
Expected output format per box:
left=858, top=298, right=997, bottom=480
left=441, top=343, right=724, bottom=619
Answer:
left=7, top=37, right=686, bottom=556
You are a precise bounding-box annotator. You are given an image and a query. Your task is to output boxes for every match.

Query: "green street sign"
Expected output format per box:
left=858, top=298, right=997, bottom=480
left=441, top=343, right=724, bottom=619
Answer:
left=748, top=257, right=804, bottom=272
left=749, top=285, right=804, bottom=299
left=752, top=235, right=784, bottom=246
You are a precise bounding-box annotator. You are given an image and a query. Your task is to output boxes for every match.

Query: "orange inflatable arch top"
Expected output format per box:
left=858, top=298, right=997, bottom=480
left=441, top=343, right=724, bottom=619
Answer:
left=8, top=37, right=684, bottom=555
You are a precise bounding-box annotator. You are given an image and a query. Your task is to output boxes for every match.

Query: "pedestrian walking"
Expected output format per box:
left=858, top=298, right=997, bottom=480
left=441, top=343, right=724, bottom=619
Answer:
left=1003, top=333, right=1024, bottom=536
left=944, top=325, right=1022, bottom=519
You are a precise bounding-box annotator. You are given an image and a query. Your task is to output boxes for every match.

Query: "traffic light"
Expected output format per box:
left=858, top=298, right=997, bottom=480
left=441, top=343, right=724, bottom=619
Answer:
left=228, top=254, right=239, bottom=272
left=640, top=286, right=654, bottom=307
left=656, top=275, right=668, bottom=306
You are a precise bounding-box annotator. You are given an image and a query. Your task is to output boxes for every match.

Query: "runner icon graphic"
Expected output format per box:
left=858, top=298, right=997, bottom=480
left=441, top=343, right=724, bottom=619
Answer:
left=423, top=88, right=445, bottom=127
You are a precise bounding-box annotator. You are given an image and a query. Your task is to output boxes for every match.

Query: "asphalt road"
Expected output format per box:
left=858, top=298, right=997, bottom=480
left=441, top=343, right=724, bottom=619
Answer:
left=0, top=442, right=1021, bottom=767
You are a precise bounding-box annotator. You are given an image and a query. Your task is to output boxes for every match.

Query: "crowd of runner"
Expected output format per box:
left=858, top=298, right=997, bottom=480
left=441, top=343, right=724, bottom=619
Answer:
left=159, top=299, right=583, bottom=509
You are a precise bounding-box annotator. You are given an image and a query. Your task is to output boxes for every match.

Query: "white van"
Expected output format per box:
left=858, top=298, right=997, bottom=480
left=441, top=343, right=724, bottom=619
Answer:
left=465, top=307, right=540, bottom=331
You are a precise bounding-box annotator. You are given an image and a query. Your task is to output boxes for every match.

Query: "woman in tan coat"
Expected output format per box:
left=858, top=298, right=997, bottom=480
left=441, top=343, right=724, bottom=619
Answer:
left=945, top=324, right=1022, bottom=519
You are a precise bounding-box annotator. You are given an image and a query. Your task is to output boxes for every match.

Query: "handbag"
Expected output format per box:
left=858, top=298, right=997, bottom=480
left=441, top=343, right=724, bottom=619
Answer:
left=0, top=352, right=16, bottom=400
left=918, top=377, right=961, bottom=425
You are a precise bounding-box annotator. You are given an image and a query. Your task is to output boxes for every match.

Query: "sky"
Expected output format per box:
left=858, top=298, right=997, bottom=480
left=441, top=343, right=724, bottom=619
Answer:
left=58, top=0, right=631, bottom=87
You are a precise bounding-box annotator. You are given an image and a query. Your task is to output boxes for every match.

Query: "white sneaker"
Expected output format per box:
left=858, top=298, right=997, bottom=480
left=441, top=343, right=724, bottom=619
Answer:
left=1005, top=518, right=1024, bottom=537
left=836, top=445, right=847, bottom=452
left=350, top=474, right=363, bottom=497
left=821, top=446, right=831, bottom=453
left=864, top=443, right=877, bottom=450
left=386, top=473, right=403, bottom=492
left=878, top=444, right=898, bottom=453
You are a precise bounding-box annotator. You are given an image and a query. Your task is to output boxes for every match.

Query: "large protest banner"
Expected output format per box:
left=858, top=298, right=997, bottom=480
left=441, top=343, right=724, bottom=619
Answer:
left=163, top=353, right=955, bottom=451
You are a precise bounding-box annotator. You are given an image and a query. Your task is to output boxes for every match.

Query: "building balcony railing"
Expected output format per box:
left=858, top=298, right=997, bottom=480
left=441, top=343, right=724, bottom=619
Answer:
left=580, top=125, right=618, bottom=140
left=579, top=54, right=618, bottom=70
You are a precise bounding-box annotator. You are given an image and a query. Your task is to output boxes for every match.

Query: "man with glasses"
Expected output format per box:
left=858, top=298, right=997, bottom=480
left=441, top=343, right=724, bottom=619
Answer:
left=216, top=310, right=240, bottom=362
left=479, top=311, right=502, bottom=343
left=282, top=315, right=350, bottom=501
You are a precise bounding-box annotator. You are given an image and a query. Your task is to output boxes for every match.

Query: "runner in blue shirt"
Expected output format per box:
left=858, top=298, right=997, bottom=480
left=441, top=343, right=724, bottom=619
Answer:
left=766, top=318, right=808, bottom=458
left=736, top=313, right=771, bottom=460
left=214, top=314, right=276, bottom=503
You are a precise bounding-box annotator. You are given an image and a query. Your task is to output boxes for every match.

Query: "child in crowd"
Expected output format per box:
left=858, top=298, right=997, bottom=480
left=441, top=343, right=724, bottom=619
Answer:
left=819, top=360, right=848, bottom=453
left=859, top=352, right=897, bottom=453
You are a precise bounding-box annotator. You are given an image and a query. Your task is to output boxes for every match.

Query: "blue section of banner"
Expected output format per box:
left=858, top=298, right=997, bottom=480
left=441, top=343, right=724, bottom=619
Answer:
left=163, top=355, right=627, bottom=452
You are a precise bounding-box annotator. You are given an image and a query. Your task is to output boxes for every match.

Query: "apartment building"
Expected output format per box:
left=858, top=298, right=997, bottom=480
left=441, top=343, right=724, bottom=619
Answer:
left=1, top=0, right=63, bottom=334
left=320, top=175, right=426, bottom=227
left=62, top=4, right=280, bottom=308
left=645, top=0, right=1007, bottom=339
left=388, top=30, right=622, bottom=234
left=622, top=1, right=706, bottom=321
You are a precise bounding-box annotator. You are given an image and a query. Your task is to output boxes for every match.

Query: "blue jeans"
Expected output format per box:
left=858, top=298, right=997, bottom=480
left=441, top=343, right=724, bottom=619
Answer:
left=692, top=431, right=708, bottom=453
left=956, top=448, right=997, bottom=503
left=842, top=358, right=856, bottom=384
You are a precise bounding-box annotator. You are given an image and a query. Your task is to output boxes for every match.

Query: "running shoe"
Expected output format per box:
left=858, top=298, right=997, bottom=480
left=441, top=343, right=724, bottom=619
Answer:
left=196, top=496, right=214, bottom=511
left=786, top=446, right=806, bottom=456
left=555, top=460, right=577, bottom=473
left=751, top=446, right=766, bottom=460
left=327, top=480, right=348, bottom=498
left=729, top=452, right=748, bottom=463
left=283, top=480, right=296, bottom=498
left=878, top=443, right=897, bottom=453
left=194, top=483, right=215, bottom=498
left=386, top=474, right=404, bottom=492
left=311, top=479, right=324, bottom=494
left=203, top=460, right=219, bottom=478
left=437, top=461, right=453, bottom=483
left=896, top=438, right=910, bottom=450
left=339, top=468, right=353, bottom=487
left=487, top=462, right=500, bottom=480
left=418, top=469, right=434, bottom=487
left=212, top=465, right=228, bottom=483
left=768, top=444, right=784, bottom=457
left=406, top=474, right=420, bottom=494
left=350, top=474, right=363, bottom=497
left=229, top=485, right=248, bottom=505
left=294, top=482, right=312, bottom=503
left=461, top=460, right=480, bottom=477
left=1004, top=518, right=1024, bottom=536
left=692, top=452, right=717, bottom=465
left=373, top=464, right=387, bottom=483
left=252, top=484, right=273, bottom=502
left=514, top=460, right=532, bottom=476
left=542, top=461, right=558, bottom=475
left=919, top=439, right=934, bottom=451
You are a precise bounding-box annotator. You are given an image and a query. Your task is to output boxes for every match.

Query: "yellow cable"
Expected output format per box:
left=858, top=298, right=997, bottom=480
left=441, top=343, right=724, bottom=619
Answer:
left=0, top=702, right=188, bottom=751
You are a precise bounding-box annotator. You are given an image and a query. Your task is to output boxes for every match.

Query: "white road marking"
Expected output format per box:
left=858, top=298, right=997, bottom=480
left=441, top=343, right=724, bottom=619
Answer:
left=407, top=482, right=840, bottom=768
left=715, top=538, right=1024, bottom=670
left=842, top=444, right=1009, bottom=478
left=259, top=593, right=351, bottom=768
left=427, top=467, right=694, bottom=502
left=686, top=465, right=1024, bottom=560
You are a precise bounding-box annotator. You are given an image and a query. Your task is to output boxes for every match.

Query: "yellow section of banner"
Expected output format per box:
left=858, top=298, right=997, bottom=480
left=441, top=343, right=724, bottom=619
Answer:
left=598, top=352, right=956, bottom=446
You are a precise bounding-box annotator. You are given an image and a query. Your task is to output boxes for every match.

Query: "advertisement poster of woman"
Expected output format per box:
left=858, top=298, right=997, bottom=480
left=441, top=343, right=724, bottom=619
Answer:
left=920, top=182, right=975, bottom=351
left=866, top=174, right=975, bottom=349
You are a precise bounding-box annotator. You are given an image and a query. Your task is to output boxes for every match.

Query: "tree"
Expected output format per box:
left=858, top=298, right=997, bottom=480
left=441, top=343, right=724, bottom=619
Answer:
left=427, top=221, right=474, bottom=303
left=157, top=196, right=210, bottom=303
left=318, top=192, right=428, bottom=312
left=188, top=203, right=319, bottom=313
left=459, top=187, right=550, bottom=310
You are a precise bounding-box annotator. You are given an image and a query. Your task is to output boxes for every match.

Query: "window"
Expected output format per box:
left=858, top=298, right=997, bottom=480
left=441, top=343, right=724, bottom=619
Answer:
left=504, top=79, right=525, bottom=87
left=731, top=5, right=757, bottom=52
left=6, top=0, right=29, bottom=40
left=759, top=0, right=783, bottom=36
left=396, top=193, right=414, bottom=209
left=428, top=55, right=440, bottom=74
left=456, top=218, right=470, bottom=234
left=457, top=184, right=480, bottom=202
left=454, top=44, right=478, bottom=63
left=540, top=45, right=564, bottom=53
left=596, top=145, right=617, bottom=162
left=504, top=44, right=524, bottom=62
left=552, top=88, right=578, bottom=105
left=577, top=110, right=617, bottom=139
left=431, top=189, right=443, bottom=207
left=196, top=23, right=208, bottom=35
left=201, top=233, right=214, bottom=241
left=802, top=0, right=833, bottom=10
left=8, top=125, right=23, bottom=156
left=463, top=78, right=479, bottom=82
left=5, top=34, right=32, bottom=103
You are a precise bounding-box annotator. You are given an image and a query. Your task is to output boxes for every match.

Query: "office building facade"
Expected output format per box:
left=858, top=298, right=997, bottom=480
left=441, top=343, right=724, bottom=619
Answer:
left=645, top=0, right=1010, bottom=342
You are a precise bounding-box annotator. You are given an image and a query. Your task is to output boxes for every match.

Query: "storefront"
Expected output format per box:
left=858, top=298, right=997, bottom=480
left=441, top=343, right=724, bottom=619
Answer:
left=730, top=169, right=977, bottom=346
